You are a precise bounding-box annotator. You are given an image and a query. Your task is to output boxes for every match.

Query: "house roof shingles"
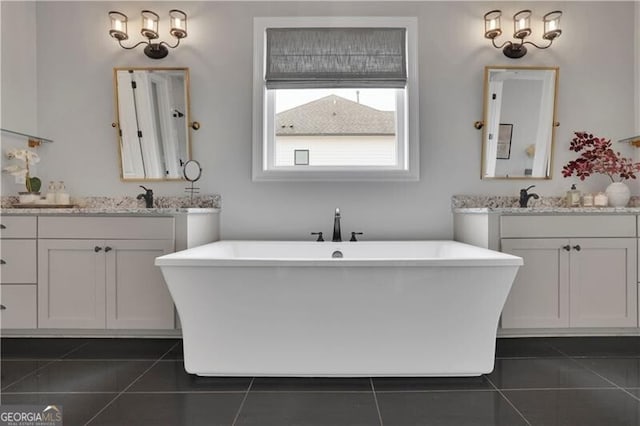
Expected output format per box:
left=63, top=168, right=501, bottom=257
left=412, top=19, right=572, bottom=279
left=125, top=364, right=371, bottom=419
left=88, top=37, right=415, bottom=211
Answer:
left=275, top=94, right=395, bottom=136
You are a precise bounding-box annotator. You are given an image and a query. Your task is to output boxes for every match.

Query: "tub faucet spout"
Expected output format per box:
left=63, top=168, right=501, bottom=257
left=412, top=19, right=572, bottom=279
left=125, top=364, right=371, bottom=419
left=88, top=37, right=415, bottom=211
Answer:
left=332, top=208, right=342, bottom=242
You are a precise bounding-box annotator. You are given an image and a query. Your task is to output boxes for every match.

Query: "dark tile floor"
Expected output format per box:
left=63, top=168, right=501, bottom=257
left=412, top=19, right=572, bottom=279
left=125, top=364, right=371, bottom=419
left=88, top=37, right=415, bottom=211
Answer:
left=2, top=337, right=640, bottom=425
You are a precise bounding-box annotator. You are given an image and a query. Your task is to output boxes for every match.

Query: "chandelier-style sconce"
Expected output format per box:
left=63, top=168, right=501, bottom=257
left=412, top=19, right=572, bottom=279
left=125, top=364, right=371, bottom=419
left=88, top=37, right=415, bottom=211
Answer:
left=484, top=10, right=562, bottom=59
left=109, top=10, right=187, bottom=59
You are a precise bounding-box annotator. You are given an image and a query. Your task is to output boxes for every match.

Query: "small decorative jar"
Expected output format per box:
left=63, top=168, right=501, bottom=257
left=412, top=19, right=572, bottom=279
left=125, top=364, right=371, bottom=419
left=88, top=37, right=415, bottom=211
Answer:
left=45, top=181, right=56, bottom=204
left=594, top=192, right=608, bottom=207
left=582, top=193, right=594, bottom=207
left=55, top=181, right=70, bottom=205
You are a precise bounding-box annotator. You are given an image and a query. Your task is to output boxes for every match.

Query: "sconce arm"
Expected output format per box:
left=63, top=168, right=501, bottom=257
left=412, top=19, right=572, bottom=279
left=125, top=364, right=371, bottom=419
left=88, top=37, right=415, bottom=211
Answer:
left=490, top=38, right=512, bottom=50
left=159, top=38, right=182, bottom=50
left=117, top=39, right=150, bottom=51
left=522, top=39, right=554, bottom=50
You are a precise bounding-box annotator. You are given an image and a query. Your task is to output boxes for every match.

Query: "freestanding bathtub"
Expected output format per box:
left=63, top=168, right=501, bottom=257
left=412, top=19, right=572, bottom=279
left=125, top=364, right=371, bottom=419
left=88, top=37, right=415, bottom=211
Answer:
left=156, top=240, right=522, bottom=377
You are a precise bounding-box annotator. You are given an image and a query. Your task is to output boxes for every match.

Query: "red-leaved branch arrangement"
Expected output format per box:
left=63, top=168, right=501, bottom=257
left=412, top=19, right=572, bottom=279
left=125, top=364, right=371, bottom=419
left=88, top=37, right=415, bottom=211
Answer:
left=562, top=132, right=640, bottom=182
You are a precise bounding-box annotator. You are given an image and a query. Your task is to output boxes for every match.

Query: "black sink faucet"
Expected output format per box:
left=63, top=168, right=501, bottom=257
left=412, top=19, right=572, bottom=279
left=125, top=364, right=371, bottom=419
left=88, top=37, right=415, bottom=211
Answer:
left=332, top=208, right=342, bottom=242
left=137, top=185, right=154, bottom=208
left=519, top=185, right=539, bottom=208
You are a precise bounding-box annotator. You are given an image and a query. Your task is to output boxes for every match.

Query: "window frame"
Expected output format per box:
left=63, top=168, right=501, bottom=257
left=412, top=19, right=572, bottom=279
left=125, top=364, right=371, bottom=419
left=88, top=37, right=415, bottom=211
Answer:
left=252, top=16, right=419, bottom=182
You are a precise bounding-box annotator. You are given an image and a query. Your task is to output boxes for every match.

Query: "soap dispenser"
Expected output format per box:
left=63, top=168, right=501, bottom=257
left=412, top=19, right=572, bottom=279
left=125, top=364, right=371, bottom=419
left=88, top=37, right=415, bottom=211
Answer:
left=566, top=184, right=581, bottom=207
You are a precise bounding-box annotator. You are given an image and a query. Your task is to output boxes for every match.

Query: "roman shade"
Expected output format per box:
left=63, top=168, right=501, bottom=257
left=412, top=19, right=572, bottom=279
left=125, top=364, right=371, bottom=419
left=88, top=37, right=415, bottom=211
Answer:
left=265, top=27, right=407, bottom=89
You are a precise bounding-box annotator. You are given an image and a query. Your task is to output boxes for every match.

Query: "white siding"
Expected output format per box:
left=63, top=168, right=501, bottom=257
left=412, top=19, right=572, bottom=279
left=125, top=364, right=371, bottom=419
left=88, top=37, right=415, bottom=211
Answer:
left=275, top=135, right=396, bottom=166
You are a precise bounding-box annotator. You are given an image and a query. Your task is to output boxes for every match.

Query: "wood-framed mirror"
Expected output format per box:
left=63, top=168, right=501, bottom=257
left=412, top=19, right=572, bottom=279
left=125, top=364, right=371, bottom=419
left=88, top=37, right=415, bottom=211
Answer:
left=113, top=67, right=192, bottom=181
left=481, top=66, right=559, bottom=179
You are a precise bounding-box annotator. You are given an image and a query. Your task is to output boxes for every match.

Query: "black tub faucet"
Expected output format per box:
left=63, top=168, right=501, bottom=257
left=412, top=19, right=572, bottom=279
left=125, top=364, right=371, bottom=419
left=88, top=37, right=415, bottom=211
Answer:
left=519, top=185, right=539, bottom=208
left=332, top=208, right=342, bottom=242
left=137, top=185, right=154, bottom=208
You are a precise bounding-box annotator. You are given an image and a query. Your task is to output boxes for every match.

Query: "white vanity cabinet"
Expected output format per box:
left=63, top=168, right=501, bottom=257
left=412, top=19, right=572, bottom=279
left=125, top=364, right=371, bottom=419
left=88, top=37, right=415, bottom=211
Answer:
left=500, top=215, right=637, bottom=330
left=38, top=217, right=175, bottom=329
left=0, top=216, right=38, bottom=328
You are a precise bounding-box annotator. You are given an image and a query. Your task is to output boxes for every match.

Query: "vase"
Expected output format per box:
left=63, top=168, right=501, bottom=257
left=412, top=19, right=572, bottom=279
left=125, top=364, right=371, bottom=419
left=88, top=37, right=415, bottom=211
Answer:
left=605, top=182, right=631, bottom=207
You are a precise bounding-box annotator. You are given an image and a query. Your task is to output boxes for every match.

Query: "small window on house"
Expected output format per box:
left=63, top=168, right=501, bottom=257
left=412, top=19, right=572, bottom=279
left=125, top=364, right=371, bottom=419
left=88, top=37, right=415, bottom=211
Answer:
left=253, top=18, right=419, bottom=181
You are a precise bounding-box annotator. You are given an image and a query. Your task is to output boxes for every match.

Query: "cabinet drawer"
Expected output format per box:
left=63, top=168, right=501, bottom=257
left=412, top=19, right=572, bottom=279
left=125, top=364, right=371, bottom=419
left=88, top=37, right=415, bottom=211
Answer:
left=39, top=217, right=174, bottom=240
left=0, top=216, right=36, bottom=238
left=501, top=215, right=636, bottom=238
left=0, top=240, right=37, bottom=283
left=1, top=285, right=37, bottom=328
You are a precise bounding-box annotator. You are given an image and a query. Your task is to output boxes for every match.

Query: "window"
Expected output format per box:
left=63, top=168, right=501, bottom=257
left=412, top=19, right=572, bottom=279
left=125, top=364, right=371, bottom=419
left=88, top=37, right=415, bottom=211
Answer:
left=252, top=17, right=419, bottom=181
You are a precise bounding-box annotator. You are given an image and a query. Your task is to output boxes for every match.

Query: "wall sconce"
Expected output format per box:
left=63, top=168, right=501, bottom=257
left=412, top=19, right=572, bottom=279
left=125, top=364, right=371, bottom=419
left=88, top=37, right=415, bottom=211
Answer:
left=109, top=9, right=187, bottom=59
left=484, top=10, right=562, bottom=59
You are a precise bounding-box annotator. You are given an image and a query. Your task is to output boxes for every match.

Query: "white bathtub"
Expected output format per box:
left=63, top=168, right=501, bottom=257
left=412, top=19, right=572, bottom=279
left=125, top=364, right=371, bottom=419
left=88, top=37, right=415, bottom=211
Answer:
left=156, top=240, right=522, bottom=377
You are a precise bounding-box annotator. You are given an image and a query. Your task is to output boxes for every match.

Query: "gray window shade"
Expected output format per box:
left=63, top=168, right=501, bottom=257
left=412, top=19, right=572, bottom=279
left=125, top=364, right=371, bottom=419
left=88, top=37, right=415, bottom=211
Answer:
left=265, top=27, right=407, bottom=89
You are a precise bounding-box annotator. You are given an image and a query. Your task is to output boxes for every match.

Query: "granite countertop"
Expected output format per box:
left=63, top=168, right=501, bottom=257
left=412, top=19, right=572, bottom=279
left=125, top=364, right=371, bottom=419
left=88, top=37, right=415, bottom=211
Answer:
left=452, top=195, right=640, bottom=215
left=0, top=195, right=221, bottom=216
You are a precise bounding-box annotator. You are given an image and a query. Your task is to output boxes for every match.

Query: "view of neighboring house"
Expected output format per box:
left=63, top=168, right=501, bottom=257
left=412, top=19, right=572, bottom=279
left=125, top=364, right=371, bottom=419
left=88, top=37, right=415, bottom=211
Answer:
left=275, top=94, right=396, bottom=166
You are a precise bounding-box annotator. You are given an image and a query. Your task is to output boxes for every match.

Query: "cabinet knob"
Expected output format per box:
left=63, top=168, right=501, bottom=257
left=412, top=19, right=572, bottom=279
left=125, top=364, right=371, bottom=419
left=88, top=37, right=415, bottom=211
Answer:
left=572, top=245, right=581, bottom=251
left=562, top=245, right=571, bottom=251
left=0, top=259, right=6, bottom=265
left=94, top=246, right=102, bottom=252
left=0, top=224, right=5, bottom=229
left=105, top=246, right=112, bottom=252
left=0, top=304, right=6, bottom=310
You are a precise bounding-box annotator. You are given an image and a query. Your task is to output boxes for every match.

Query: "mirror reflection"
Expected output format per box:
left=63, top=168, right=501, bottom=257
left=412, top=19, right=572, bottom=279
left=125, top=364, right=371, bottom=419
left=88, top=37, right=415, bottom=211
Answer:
left=113, top=67, right=191, bottom=180
left=481, top=66, right=558, bottom=179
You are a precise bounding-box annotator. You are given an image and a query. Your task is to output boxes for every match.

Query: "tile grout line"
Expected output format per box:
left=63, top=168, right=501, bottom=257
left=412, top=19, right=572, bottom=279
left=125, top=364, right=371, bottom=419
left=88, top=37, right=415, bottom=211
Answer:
left=231, top=377, right=254, bottom=426
left=550, top=345, right=640, bottom=402
left=545, top=340, right=569, bottom=358
left=1, top=359, right=59, bottom=392
left=485, top=376, right=532, bottom=426
left=1, top=340, right=91, bottom=391
left=59, top=340, right=92, bottom=359
left=369, top=378, right=384, bottom=426
left=83, top=341, right=180, bottom=426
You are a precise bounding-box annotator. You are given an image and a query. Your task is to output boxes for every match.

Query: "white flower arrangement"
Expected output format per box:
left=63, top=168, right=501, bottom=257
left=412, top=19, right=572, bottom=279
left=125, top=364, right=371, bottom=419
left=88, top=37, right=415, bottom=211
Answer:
left=3, top=148, right=41, bottom=192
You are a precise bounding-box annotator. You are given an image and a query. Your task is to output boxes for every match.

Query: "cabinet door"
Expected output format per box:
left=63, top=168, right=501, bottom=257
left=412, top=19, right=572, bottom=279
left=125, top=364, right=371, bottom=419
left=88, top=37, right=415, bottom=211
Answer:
left=105, top=239, right=174, bottom=329
left=38, top=240, right=106, bottom=328
left=501, top=238, right=570, bottom=328
left=569, top=238, right=637, bottom=327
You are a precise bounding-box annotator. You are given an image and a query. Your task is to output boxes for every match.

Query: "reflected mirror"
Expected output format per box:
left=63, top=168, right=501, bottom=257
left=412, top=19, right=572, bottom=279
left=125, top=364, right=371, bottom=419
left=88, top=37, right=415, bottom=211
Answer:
left=113, top=67, right=191, bottom=180
left=481, top=66, right=558, bottom=179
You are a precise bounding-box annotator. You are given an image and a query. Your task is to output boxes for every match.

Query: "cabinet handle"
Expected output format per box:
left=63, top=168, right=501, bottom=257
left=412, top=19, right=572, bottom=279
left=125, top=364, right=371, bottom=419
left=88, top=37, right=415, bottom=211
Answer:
left=0, top=259, right=5, bottom=265
left=0, top=304, right=6, bottom=310
left=572, top=245, right=581, bottom=251
left=562, top=245, right=571, bottom=251
left=104, top=246, right=112, bottom=252
left=0, top=224, right=5, bottom=229
left=94, top=246, right=102, bottom=252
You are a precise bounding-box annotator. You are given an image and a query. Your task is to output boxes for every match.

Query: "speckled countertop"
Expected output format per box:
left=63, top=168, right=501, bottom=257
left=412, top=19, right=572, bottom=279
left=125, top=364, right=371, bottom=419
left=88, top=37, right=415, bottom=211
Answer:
left=452, top=195, right=640, bottom=214
left=0, top=195, right=221, bottom=215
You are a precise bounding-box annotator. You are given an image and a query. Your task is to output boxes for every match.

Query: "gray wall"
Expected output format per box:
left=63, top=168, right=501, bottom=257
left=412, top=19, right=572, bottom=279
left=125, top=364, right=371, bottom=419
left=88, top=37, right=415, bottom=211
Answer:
left=1, top=2, right=636, bottom=240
